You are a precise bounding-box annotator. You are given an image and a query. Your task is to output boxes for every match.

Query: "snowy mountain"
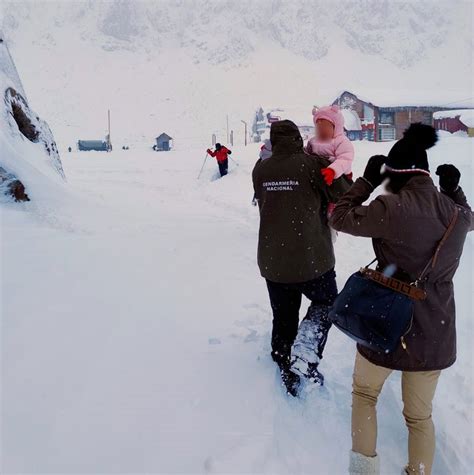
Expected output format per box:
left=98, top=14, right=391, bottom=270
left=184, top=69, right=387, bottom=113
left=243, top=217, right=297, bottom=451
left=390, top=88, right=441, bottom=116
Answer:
left=1, top=0, right=472, bottom=150
left=2, top=0, right=470, bottom=67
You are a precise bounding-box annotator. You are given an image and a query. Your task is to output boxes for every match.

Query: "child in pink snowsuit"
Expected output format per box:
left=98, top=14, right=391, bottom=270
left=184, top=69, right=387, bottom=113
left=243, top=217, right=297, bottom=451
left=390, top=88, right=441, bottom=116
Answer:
left=306, top=105, right=354, bottom=187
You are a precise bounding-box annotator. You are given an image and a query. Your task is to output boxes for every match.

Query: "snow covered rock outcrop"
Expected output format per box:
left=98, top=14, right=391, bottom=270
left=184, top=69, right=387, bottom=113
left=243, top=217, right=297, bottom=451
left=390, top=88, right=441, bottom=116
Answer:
left=0, top=35, right=64, bottom=202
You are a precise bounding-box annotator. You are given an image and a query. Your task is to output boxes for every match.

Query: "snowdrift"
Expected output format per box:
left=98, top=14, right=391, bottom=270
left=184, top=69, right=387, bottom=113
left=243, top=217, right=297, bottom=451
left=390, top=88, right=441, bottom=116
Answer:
left=0, top=36, right=64, bottom=202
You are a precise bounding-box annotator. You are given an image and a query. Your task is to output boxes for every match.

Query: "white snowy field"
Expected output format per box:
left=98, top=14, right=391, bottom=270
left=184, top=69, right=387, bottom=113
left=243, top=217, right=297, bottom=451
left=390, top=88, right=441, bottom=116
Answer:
left=1, top=135, right=473, bottom=474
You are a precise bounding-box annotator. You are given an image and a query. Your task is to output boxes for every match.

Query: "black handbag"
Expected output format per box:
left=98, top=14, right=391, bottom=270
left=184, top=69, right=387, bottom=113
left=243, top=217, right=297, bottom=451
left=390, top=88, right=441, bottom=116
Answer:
left=329, top=208, right=459, bottom=353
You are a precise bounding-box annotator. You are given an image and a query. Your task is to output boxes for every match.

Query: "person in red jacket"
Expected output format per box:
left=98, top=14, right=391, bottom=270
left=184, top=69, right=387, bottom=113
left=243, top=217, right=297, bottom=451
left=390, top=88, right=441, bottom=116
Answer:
left=207, top=143, right=232, bottom=177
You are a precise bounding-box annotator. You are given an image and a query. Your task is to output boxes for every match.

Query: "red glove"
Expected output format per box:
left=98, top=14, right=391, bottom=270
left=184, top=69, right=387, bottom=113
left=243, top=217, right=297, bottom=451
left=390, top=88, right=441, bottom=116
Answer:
left=207, top=149, right=211, bottom=154
left=321, top=167, right=336, bottom=186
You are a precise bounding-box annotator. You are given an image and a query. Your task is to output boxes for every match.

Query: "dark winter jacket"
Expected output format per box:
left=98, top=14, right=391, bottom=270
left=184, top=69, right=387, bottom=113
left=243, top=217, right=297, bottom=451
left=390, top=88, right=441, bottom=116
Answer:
left=252, top=120, right=350, bottom=284
left=208, top=147, right=231, bottom=163
left=330, top=176, right=472, bottom=371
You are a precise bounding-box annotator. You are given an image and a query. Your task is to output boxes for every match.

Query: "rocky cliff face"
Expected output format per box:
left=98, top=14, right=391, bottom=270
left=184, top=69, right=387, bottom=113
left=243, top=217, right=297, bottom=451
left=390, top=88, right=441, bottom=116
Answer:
left=0, top=35, right=64, bottom=202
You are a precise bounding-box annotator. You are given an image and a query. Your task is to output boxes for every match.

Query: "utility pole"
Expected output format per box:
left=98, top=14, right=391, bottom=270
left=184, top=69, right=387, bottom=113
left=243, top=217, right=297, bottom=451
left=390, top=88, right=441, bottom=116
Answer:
left=107, top=109, right=112, bottom=152
left=241, top=120, right=248, bottom=146
left=226, top=115, right=229, bottom=144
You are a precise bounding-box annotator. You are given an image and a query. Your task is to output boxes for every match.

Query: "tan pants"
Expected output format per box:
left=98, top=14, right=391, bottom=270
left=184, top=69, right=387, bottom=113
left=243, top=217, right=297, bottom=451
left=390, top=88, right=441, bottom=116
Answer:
left=352, top=351, right=441, bottom=475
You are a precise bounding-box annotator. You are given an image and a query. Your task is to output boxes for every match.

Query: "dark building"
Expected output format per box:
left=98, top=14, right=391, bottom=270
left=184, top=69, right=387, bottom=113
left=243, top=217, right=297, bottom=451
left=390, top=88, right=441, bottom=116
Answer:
left=77, top=140, right=109, bottom=151
left=154, top=133, right=173, bottom=151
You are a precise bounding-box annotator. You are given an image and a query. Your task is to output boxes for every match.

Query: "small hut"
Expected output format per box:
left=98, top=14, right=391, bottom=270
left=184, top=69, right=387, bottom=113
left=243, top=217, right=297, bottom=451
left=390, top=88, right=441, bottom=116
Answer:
left=154, top=133, right=173, bottom=151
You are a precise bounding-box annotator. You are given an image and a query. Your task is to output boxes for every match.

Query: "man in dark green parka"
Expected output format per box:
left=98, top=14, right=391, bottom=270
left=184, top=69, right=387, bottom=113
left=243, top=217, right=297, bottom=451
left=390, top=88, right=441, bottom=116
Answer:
left=252, top=120, right=350, bottom=395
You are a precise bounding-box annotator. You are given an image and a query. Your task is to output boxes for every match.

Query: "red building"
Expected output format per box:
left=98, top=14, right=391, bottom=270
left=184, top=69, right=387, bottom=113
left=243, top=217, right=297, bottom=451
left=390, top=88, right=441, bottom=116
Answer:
left=332, top=91, right=473, bottom=142
left=433, top=110, right=474, bottom=137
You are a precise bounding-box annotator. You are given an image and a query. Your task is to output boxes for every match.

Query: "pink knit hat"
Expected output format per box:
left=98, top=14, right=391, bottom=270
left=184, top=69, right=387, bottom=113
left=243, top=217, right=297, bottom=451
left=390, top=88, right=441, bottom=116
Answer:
left=312, top=105, right=345, bottom=137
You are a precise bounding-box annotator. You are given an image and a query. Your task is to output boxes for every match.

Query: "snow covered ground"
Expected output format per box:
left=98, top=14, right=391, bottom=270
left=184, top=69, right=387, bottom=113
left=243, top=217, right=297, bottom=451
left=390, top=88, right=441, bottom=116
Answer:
left=2, top=135, right=472, bottom=474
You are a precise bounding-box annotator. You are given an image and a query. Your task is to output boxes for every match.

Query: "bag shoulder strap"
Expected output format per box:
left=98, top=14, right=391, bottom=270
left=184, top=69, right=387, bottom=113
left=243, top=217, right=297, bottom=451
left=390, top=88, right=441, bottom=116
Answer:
left=365, top=207, right=460, bottom=284
left=417, top=206, right=459, bottom=283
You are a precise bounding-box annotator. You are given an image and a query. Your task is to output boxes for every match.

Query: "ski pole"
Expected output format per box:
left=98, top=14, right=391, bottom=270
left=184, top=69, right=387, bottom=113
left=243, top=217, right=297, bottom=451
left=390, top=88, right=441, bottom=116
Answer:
left=197, top=153, right=209, bottom=179
left=229, top=156, right=239, bottom=167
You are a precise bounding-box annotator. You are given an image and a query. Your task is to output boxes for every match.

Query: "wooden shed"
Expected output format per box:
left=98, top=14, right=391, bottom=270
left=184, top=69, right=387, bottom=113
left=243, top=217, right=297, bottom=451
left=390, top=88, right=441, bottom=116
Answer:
left=154, top=133, right=173, bottom=151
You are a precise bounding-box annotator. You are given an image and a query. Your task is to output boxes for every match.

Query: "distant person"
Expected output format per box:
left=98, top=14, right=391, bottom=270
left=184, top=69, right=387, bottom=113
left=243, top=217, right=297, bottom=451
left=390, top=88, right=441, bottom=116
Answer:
left=252, top=120, right=350, bottom=396
left=252, top=139, right=272, bottom=205
left=207, top=143, right=232, bottom=177
left=68, top=146, right=72, bottom=152
left=259, top=138, right=272, bottom=160
left=330, top=124, right=472, bottom=475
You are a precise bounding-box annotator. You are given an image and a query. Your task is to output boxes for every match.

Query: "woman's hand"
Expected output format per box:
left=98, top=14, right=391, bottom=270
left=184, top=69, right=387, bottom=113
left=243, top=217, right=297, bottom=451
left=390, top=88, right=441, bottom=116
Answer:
left=363, top=155, right=387, bottom=189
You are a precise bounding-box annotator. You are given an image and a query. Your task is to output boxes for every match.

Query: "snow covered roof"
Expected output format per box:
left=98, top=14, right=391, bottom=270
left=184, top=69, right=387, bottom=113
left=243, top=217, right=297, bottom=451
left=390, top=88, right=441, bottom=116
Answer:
left=265, top=105, right=364, bottom=131
left=331, top=89, right=474, bottom=109
left=156, top=133, right=173, bottom=141
left=433, top=109, right=474, bottom=128
left=341, top=109, right=362, bottom=131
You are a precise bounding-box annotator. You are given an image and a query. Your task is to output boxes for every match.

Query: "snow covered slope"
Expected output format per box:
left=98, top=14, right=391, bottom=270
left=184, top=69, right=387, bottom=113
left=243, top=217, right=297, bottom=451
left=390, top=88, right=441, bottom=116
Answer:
left=0, top=35, right=64, bottom=201
left=1, top=1, right=472, bottom=150
left=2, top=135, right=472, bottom=474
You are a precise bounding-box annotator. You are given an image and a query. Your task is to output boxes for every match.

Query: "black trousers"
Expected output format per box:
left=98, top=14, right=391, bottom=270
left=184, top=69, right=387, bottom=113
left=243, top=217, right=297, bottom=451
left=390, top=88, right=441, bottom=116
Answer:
left=218, top=159, right=228, bottom=177
left=266, top=269, right=338, bottom=365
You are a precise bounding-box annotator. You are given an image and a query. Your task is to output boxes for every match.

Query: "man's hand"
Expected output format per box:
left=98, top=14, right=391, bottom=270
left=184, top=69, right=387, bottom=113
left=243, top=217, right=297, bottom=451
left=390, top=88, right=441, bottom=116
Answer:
left=363, top=155, right=387, bottom=189
left=321, top=168, right=335, bottom=186
left=207, top=149, right=211, bottom=154
left=436, top=164, right=460, bottom=193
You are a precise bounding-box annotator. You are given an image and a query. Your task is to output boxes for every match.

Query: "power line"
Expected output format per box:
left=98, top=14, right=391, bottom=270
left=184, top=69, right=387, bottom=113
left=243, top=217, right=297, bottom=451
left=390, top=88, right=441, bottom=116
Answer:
left=439, top=97, right=474, bottom=107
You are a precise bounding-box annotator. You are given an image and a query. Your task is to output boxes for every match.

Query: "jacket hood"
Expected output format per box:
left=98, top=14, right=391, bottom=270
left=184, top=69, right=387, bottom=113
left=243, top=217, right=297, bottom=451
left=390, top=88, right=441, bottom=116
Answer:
left=270, top=120, right=303, bottom=154
left=259, top=139, right=272, bottom=160
left=312, top=105, right=345, bottom=137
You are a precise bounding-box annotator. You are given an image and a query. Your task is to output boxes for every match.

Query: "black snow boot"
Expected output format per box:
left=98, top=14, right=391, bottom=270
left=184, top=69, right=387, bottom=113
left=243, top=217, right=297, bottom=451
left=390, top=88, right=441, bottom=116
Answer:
left=290, top=304, right=331, bottom=385
left=274, top=355, right=300, bottom=397
left=291, top=358, right=325, bottom=386
left=305, top=362, right=324, bottom=386
left=280, top=364, right=301, bottom=397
